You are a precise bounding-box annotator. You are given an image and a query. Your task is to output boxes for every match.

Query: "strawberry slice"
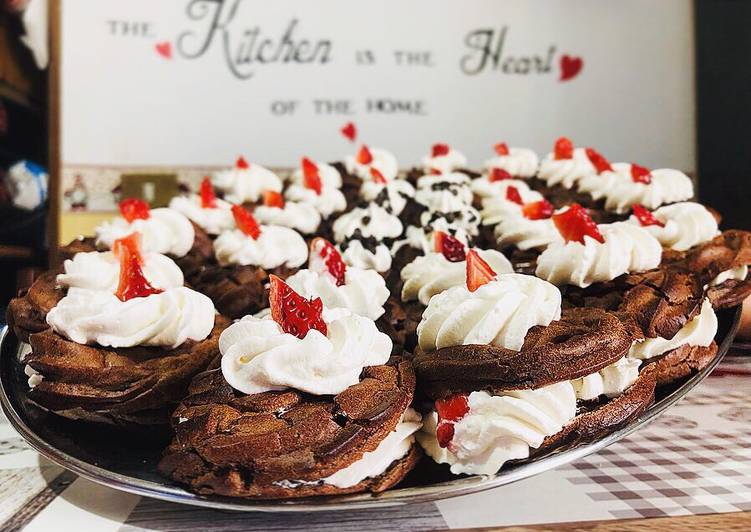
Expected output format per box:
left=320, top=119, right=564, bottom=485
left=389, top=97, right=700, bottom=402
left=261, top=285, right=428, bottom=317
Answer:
left=236, top=156, right=249, bottom=170
left=114, top=235, right=163, bottom=302
left=632, top=204, right=665, bottom=227
left=112, top=232, right=144, bottom=265
left=585, top=148, right=612, bottom=174
left=231, top=204, right=261, bottom=239
left=432, top=143, right=450, bottom=157
left=435, top=394, right=470, bottom=448
left=466, top=249, right=497, bottom=292
left=340, top=122, right=356, bottom=142
left=434, top=231, right=466, bottom=262
left=263, top=190, right=285, bottom=208
left=554, top=136, right=574, bottom=160
left=489, top=167, right=513, bottom=182
left=429, top=168, right=442, bottom=175
left=199, top=177, right=217, bottom=208
left=301, top=157, right=323, bottom=195
left=269, top=275, right=327, bottom=339
left=494, top=142, right=510, bottom=156
left=356, top=145, right=373, bottom=165
left=310, top=237, right=347, bottom=286
left=552, top=203, right=605, bottom=244
left=119, top=198, right=150, bottom=223
left=522, top=199, right=554, bottom=220
left=631, top=164, right=652, bottom=184
left=370, top=167, right=387, bottom=184
left=506, top=185, right=523, bottom=205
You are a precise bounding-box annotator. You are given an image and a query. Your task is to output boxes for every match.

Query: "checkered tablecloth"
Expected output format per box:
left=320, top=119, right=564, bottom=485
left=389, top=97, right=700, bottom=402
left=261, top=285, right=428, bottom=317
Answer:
left=1, top=370, right=750, bottom=531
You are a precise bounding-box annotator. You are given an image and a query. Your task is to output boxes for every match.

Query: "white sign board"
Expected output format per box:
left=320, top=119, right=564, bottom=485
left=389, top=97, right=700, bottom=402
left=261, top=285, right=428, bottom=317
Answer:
left=60, top=0, right=695, bottom=174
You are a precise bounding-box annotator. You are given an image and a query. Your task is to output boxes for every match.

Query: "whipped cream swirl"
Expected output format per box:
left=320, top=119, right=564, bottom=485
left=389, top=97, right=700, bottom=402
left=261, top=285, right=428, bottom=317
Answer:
left=284, top=183, right=346, bottom=219
left=339, top=239, right=392, bottom=273
left=418, top=383, right=576, bottom=475
left=285, top=267, right=390, bottom=320
left=628, top=299, right=717, bottom=360
left=95, top=208, right=195, bottom=258
left=289, top=160, right=342, bottom=188
left=600, top=167, right=694, bottom=213
left=472, top=176, right=534, bottom=200
left=483, top=147, right=539, bottom=179
left=213, top=226, right=308, bottom=269
left=219, top=311, right=392, bottom=396
left=345, top=148, right=399, bottom=182
left=391, top=221, right=472, bottom=256
left=360, top=179, right=415, bottom=216
left=627, top=202, right=719, bottom=251
left=415, top=173, right=473, bottom=207
left=57, top=250, right=183, bottom=293
left=494, top=216, right=560, bottom=251
left=576, top=162, right=631, bottom=201
left=422, top=147, right=468, bottom=174
left=417, top=186, right=481, bottom=237
left=212, top=163, right=283, bottom=204
left=401, top=249, right=513, bottom=305
left=168, top=195, right=235, bottom=236
left=537, top=148, right=596, bottom=189
left=47, top=287, right=215, bottom=348
left=253, top=201, right=322, bottom=235
left=480, top=185, right=544, bottom=225
left=417, top=273, right=562, bottom=352
left=332, top=203, right=404, bottom=243
left=535, top=222, right=662, bottom=287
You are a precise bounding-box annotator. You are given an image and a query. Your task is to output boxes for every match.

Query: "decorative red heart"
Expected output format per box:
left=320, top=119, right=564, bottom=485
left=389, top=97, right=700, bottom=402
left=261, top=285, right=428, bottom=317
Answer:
left=340, top=122, right=356, bottom=142
left=559, top=54, right=583, bottom=82
left=155, top=41, right=172, bottom=60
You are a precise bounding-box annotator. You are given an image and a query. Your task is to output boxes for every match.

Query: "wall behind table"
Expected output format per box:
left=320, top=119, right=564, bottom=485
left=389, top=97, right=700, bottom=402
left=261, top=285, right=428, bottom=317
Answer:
left=57, top=0, right=696, bottom=240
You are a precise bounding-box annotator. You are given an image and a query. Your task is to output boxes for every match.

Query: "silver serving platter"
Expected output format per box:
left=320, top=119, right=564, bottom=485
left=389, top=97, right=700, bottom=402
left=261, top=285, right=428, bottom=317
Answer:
left=0, top=307, right=740, bottom=512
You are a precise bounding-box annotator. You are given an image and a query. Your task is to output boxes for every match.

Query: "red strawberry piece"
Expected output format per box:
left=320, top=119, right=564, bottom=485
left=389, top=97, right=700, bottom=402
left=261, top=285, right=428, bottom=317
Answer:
left=631, top=163, right=652, bottom=184
left=263, top=190, right=285, bottom=208
left=356, top=145, right=373, bottom=165
left=119, top=198, right=150, bottom=223
left=522, top=199, right=555, bottom=220
left=236, top=156, right=249, bottom=170
left=231, top=204, right=261, bottom=239
left=435, top=394, right=470, bottom=448
left=432, top=143, right=450, bottom=157
left=340, top=122, right=356, bottom=142
left=585, top=148, right=612, bottom=174
left=310, top=237, right=347, bottom=286
left=466, top=249, right=497, bottom=292
left=429, top=168, right=442, bottom=175
left=494, top=142, right=510, bottom=156
left=554, top=136, right=574, bottom=160
left=301, top=157, right=323, bottom=195
left=114, top=236, right=163, bottom=302
left=434, top=231, right=466, bottom=262
left=552, top=203, right=604, bottom=244
left=370, top=167, right=387, bottom=184
left=112, top=232, right=144, bottom=265
left=489, top=167, right=513, bottom=182
left=269, top=275, right=327, bottom=339
left=199, top=176, right=217, bottom=208
left=506, top=185, right=523, bottom=205
left=632, top=204, right=665, bottom=227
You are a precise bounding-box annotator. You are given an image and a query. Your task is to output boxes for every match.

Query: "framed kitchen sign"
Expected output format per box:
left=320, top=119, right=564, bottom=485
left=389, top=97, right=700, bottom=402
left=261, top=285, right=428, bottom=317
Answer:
left=49, top=0, right=696, bottom=245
